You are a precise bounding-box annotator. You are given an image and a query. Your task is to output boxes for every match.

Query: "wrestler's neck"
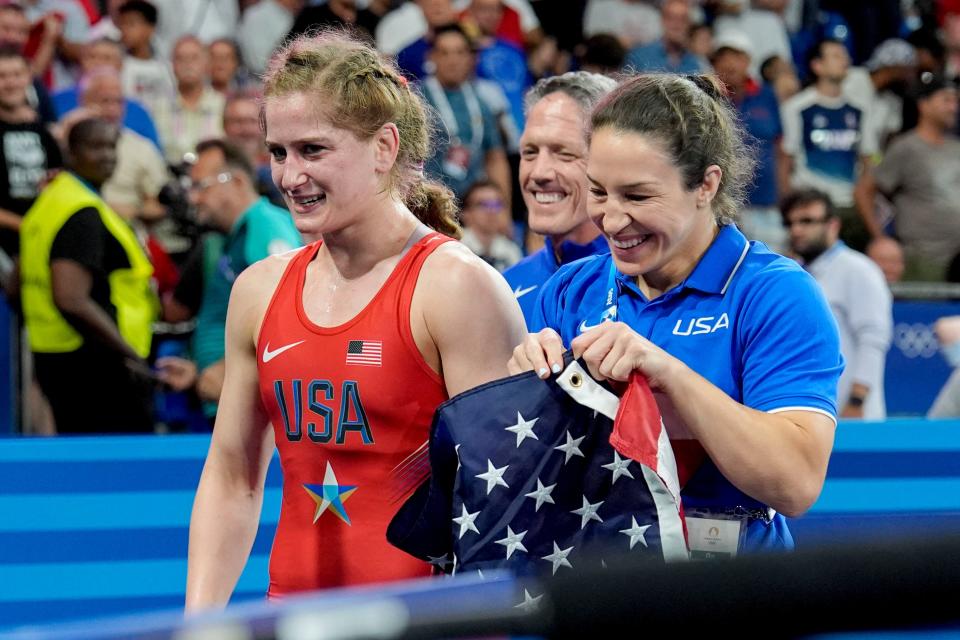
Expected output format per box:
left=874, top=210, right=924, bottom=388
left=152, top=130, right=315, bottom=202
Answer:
left=550, top=219, right=601, bottom=261
left=321, top=196, right=421, bottom=279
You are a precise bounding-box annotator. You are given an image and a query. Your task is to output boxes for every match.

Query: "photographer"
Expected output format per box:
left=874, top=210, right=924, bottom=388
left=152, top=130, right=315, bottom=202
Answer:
left=156, top=139, right=300, bottom=423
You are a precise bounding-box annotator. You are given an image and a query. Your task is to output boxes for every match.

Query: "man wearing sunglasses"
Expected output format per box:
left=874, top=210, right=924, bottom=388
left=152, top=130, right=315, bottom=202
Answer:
left=157, top=138, right=301, bottom=423
left=782, top=188, right=892, bottom=420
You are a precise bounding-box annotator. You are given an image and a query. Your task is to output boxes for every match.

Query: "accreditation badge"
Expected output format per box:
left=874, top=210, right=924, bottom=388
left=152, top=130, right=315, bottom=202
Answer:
left=442, top=143, right=472, bottom=182
left=684, top=510, right=747, bottom=559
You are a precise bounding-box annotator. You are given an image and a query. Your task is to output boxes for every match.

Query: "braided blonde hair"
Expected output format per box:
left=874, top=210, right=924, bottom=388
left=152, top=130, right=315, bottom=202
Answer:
left=263, top=29, right=460, bottom=238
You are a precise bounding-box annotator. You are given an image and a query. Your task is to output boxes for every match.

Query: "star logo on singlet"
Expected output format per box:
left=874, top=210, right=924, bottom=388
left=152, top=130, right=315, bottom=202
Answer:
left=303, top=461, right=358, bottom=526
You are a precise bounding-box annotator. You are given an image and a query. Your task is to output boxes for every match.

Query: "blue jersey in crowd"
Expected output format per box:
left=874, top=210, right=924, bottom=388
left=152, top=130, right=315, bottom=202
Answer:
left=736, top=80, right=782, bottom=208
left=503, top=234, right=609, bottom=329
left=396, top=38, right=430, bottom=80
left=476, top=39, right=531, bottom=132
left=51, top=88, right=162, bottom=151
left=781, top=87, right=876, bottom=208
left=530, top=225, right=843, bottom=551
left=624, top=40, right=703, bottom=74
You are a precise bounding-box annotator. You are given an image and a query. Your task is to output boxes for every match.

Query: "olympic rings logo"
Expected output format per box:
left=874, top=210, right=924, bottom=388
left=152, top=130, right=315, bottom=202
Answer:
left=893, top=323, right=940, bottom=359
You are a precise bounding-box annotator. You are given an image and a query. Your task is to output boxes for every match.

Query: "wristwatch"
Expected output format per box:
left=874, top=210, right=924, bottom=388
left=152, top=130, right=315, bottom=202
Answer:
left=847, top=395, right=865, bottom=408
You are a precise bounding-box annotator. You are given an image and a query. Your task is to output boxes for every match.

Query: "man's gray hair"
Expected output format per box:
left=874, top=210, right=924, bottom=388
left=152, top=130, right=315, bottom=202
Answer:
left=524, top=71, right=618, bottom=116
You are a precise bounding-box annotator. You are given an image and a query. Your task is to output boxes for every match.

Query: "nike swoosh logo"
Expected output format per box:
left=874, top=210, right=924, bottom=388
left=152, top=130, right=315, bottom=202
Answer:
left=514, top=285, right=538, bottom=299
left=578, top=320, right=601, bottom=334
left=262, top=340, right=306, bottom=363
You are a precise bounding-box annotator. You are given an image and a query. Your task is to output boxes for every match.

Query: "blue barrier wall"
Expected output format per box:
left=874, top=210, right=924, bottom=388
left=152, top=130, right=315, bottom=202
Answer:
left=788, top=419, right=960, bottom=544
left=0, top=436, right=282, bottom=631
left=2, top=420, right=960, bottom=632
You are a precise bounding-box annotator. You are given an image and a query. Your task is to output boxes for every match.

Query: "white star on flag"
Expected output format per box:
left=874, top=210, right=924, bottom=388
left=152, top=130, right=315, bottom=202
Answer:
left=571, top=495, right=604, bottom=529
left=620, top=516, right=651, bottom=549
left=601, top=451, right=635, bottom=484
left=554, top=431, right=586, bottom=464
left=453, top=504, right=480, bottom=539
left=542, top=541, right=574, bottom=575
left=495, top=525, right=528, bottom=559
left=427, top=553, right=452, bottom=569
left=515, top=589, right=543, bottom=613
left=454, top=444, right=461, bottom=473
left=505, top=411, right=539, bottom=447
left=476, top=459, right=510, bottom=494
left=524, top=478, right=556, bottom=511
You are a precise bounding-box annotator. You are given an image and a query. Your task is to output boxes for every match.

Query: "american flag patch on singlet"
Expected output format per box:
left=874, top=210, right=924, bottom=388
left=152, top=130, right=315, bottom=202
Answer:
left=346, top=340, right=383, bottom=366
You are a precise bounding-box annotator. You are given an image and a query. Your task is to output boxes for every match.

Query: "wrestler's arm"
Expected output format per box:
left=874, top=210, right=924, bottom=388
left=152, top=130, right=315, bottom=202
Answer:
left=419, top=244, right=528, bottom=397
left=185, top=260, right=282, bottom=611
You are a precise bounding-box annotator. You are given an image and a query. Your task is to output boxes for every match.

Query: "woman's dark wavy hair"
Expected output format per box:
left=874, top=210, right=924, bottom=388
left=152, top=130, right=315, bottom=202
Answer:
left=590, top=73, right=756, bottom=225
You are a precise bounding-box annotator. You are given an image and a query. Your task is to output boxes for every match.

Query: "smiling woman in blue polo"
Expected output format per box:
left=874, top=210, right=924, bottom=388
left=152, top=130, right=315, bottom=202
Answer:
left=508, top=73, right=843, bottom=554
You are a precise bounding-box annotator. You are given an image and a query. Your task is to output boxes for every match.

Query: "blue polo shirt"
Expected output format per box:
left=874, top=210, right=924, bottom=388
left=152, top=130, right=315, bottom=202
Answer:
left=531, top=225, right=843, bottom=551
left=503, top=234, right=609, bottom=329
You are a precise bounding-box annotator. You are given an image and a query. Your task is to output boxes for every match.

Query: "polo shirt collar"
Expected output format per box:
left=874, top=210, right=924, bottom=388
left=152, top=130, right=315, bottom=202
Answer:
left=614, top=224, right=750, bottom=296
left=227, top=197, right=264, bottom=239
left=544, top=234, right=609, bottom=270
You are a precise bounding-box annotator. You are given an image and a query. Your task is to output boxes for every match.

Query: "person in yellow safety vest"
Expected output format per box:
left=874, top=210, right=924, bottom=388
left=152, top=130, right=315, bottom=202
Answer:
left=19, top=117, right=158, bottom=433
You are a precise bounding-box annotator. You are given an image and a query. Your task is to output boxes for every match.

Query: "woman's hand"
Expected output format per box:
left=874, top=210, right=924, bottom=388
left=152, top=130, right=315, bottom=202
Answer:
left=507, top=328, right=567, bottom=378
left=571, top=322, right=679, bottom=388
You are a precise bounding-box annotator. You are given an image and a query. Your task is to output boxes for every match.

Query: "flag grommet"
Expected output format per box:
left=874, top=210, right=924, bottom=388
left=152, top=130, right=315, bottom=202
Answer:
left=569, top=373, right=583, bottom=388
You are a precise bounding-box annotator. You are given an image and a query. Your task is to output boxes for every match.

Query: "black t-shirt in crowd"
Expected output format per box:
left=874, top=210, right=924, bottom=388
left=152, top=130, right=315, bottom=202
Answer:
left=49, top=207, right=131, bottom=325
left=34, top=206, right=153, bottom=434
left=0, top=119, right=63, bottom=256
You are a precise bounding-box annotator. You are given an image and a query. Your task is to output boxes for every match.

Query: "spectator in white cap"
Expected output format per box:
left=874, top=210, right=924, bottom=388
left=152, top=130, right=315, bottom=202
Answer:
left=711, top=29, right=786, bottom=252
left=712, top=29, right=753, bottom=74
left=713, top=0, right=792, bottom=79
left=843, top=38, right=917, bottom=150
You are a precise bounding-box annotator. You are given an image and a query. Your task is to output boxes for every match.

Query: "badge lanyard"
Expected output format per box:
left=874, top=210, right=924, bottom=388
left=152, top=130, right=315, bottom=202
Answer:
left=424, top=77, right=483, bottom=148
left=600, top=260, right=620, bottom=321
left=580, top=261, right=620, bottom=333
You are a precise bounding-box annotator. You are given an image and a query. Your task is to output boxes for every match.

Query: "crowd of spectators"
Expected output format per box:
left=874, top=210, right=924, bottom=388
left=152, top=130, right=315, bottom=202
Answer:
left=1, top=0, right=959, bottom=434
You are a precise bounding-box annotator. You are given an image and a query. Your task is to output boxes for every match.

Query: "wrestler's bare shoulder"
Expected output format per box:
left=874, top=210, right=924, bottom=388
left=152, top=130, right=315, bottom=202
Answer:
left=227, top=246, right=307, bottom=335
left=420, top=239, right=499, bottom=284
left=234, top=247, right=303, bottom=298
left=417, top=239, right=515, bottom=305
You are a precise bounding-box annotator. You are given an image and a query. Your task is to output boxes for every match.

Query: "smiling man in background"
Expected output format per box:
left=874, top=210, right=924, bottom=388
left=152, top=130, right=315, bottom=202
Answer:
left=502, top=71, right=615, bottom=326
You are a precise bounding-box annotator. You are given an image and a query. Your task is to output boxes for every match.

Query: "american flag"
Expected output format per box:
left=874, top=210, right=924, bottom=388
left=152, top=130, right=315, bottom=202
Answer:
left=346, top=340, right=382, bottom=366
left=388, top=358, right=688, bottom=581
